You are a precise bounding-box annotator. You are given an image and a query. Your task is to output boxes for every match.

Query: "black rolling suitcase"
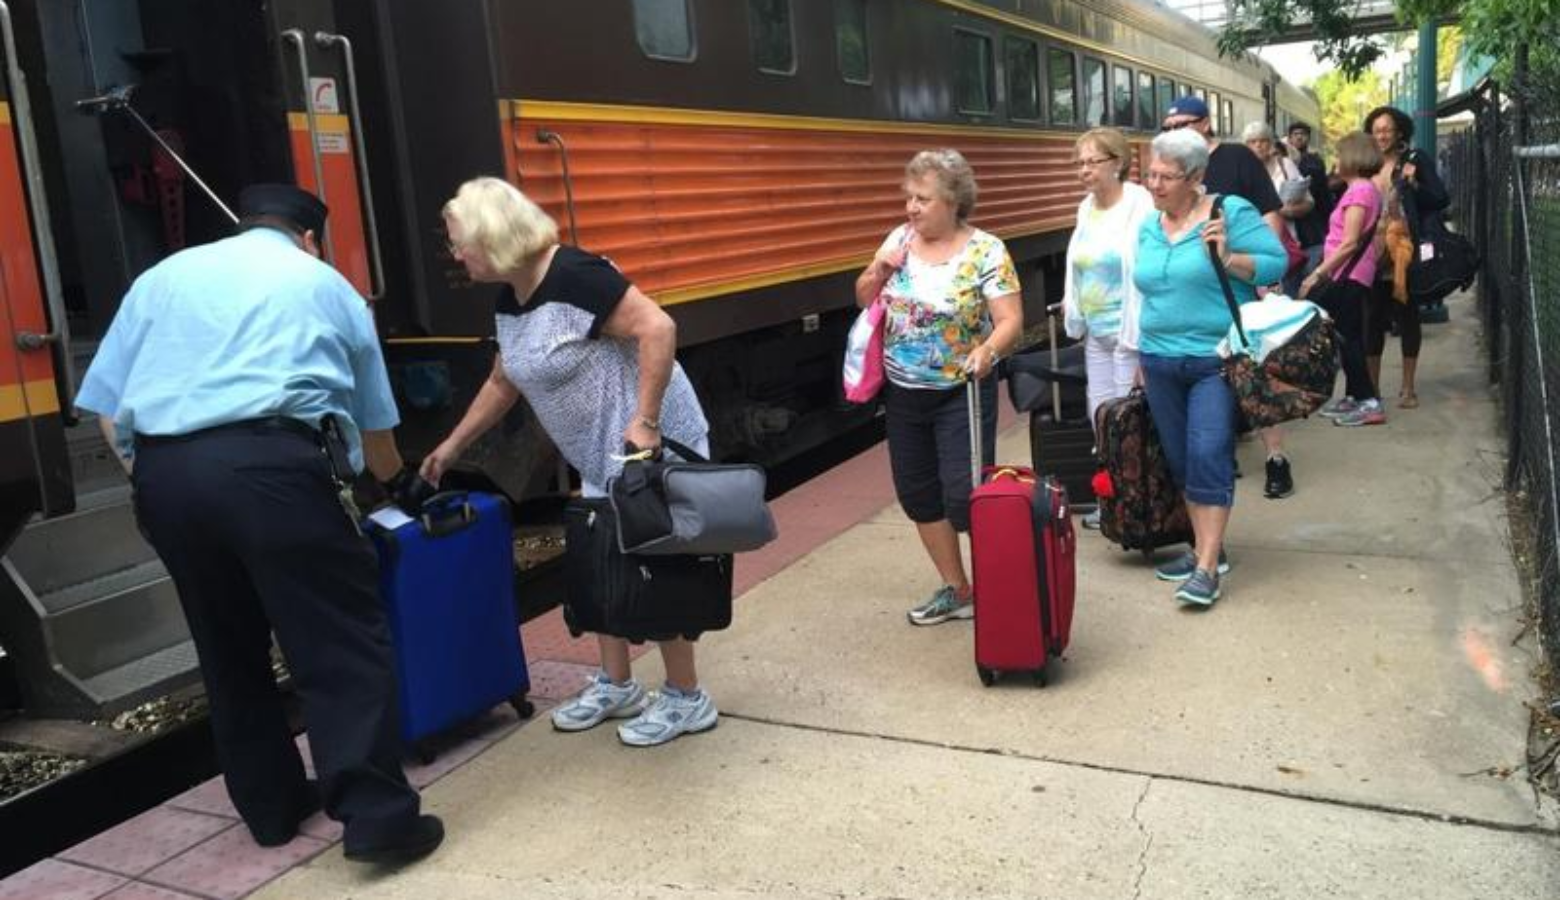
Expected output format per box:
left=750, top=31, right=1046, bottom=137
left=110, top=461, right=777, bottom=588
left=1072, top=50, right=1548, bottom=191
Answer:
left=1006, top=306, right=1097, bottom=511
left=562, top=498, right=733, bottom=642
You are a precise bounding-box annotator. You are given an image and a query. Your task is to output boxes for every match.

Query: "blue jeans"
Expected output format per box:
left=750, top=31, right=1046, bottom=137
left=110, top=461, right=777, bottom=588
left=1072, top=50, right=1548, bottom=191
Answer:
left=1140, top=353, right=1236, bottom=508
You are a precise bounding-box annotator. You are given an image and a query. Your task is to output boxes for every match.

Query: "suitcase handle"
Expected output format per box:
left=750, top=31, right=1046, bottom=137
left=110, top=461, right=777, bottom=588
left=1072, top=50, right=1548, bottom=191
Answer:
left=419, top=491, right=476, bottom=538
left=967, top=376, right=983, bottom=488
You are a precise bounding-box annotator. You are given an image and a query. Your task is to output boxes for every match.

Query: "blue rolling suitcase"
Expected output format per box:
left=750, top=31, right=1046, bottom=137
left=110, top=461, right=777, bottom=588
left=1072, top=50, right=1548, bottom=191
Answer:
left=368, top=491, right=533, bottom=758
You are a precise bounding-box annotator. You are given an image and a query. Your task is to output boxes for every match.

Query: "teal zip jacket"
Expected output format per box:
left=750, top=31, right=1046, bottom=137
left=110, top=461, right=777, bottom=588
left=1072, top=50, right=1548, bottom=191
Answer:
left=1134, top=193, right=1287, bottom=358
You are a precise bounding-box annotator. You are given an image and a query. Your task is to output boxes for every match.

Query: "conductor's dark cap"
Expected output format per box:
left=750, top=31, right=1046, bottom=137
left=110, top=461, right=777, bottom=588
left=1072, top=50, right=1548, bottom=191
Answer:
left=238, top=184, right=328, bottom=234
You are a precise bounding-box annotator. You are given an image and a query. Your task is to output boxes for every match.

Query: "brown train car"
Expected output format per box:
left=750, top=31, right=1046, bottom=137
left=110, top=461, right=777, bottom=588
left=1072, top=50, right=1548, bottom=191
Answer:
left=0, top=0, right=1315, bottom=718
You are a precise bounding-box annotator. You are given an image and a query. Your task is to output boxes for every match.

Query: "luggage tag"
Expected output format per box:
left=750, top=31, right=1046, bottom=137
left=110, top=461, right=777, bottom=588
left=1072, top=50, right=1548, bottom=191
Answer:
left=1419, top=242, right=1435, bottom=262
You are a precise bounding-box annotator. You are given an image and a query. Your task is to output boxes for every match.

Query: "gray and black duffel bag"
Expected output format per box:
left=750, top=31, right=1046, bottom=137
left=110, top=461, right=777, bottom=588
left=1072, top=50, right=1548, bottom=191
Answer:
left=608, top=438, right=778, bottom=556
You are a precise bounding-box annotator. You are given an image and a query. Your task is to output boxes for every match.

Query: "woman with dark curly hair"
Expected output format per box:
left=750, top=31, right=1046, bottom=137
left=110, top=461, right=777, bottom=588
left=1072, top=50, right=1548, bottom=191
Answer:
left=1360, top=105, right=1449, bottom=414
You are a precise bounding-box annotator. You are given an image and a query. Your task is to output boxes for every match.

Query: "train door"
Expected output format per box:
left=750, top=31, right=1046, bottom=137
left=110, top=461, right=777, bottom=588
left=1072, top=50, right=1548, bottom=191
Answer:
left=1263, top=81, right=1276, bottom=129
left=0, top=0, right=71, bottom=533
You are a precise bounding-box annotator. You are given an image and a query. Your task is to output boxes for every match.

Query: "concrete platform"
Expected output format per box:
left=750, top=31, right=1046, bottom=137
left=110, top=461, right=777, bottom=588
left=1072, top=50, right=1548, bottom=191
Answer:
left=6, top=292, right=1555, bottom=899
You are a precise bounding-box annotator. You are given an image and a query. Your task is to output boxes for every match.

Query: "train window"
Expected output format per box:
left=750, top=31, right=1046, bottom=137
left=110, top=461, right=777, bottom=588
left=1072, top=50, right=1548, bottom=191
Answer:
left=1195, top=87, right=1208, bottom=105
left=1137, top=72, right=1156, bottom=130
left=1113, top=65, right=1134, bottom=128
left=954, top=30, right=993, bottom=115
left=1047, top=48, right=1075, bottom=125
left=1222, top=99, right=1234, bottom=137
left=633, top=0, right=695, bottom=61
left=1209, top=91, right=1222, bottom=135
left=834, top=0, right=870, bottom=84
left=749, top=0, right=795, bottom=74
left=1082, top=57, right=1106, bottom=127
left=1158, top=79, right=1176, bottom=122
left=1005, top=37, right=1041, bottom=121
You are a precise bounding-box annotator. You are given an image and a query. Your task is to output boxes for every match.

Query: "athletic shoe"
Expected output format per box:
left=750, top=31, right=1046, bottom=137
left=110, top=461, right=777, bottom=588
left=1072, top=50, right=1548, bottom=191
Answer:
left=551, top=672, right=648, bottom=732
left=1175, top=569, right=1221, bottom=606
left=1334, top=401, right=1387, bottom=427
left=1264, top=456, right=1294, bottom=499
left=1318, top=397, right=1359, bottom=419
left=1155, top=549, right=1231, bottom=582
left=1081, top=509, right=1102, bottom=530
left=907, top=585, right=974, bottom=626
left=618, top=686, right=719, bottom=747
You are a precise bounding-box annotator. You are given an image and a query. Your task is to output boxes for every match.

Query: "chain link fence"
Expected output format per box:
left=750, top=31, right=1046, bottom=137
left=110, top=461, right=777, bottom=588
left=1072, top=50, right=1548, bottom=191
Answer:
left=1443, top=79, right=1560, bottom=679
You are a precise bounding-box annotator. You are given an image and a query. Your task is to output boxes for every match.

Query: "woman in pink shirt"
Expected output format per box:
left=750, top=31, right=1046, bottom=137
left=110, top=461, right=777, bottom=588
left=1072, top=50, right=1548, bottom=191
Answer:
left=1299, top=132, right=1386, bottom=427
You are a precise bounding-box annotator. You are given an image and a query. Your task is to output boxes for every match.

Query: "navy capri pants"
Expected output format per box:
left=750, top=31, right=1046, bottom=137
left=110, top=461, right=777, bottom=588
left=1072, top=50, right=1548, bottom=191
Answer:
left=884, top=378, right=998, bottom=532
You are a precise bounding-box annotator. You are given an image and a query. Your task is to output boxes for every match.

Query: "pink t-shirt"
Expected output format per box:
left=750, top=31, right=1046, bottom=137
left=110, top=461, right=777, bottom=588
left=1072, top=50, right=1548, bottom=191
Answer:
left=1323, top=180, right=1382, bottom=286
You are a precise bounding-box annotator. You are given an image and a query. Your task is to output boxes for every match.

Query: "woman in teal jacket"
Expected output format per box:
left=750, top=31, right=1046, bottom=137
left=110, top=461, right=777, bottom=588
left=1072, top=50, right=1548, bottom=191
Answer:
left=1134, top=128, right=1286, bottom=607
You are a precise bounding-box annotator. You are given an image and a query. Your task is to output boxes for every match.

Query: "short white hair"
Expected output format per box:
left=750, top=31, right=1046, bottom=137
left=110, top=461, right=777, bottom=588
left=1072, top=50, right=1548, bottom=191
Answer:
left=1149, top=129, right=1209, bottom=177
left=1241, top=121, right=1276, bottom=143
left=442, top=177, right=559, bottom=274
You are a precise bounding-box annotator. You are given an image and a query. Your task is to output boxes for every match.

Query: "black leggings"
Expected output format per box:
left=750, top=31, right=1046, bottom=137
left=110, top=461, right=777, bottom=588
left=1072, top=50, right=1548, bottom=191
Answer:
left=1365, top=280, right=1422, bottom=359
left=1315, top=279, right=1377, bottom=402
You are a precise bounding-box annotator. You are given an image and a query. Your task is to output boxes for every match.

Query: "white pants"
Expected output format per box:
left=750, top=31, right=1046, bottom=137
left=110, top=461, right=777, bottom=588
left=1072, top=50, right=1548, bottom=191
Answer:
left=1084, top=332, right=1138, bottom=424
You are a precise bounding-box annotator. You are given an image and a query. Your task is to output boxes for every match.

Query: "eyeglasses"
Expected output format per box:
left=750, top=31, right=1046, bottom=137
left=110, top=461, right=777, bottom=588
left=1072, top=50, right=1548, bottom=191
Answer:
left=1144, top=170, right=1189, bottom=184
left=1076, top=156, right=1117, bottom=168
left=1159, top=117, right=1207, bottom=133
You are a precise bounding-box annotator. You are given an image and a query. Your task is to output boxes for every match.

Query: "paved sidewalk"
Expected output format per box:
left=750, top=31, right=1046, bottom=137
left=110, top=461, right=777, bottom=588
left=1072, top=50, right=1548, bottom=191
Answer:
left=20, top=291, right=1552, bottom=900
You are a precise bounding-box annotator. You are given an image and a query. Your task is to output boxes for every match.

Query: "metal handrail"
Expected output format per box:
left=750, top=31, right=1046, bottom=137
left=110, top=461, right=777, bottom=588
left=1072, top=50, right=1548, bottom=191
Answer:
left=280, top=29, right=335, bottom=263
left=536, top=129, right=581, bottom=245
left=314, top=31, right=385, bottom=300
left=1, top=0, right=75, bottom=410
left=75, top=86, right=237, bottom=224
left=1515, top=145, right=1560, bottom=159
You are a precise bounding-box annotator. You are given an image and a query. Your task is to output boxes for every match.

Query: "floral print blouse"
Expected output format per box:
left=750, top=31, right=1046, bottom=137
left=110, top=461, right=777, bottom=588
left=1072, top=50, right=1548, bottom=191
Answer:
left=876, top=225, right=1020, bottom=390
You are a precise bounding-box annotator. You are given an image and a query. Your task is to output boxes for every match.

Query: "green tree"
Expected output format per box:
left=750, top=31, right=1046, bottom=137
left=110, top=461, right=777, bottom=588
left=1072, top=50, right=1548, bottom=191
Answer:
left=1312, top=69, right=1389, bottom=149
left=1219, top=0, right=1557, bottom=92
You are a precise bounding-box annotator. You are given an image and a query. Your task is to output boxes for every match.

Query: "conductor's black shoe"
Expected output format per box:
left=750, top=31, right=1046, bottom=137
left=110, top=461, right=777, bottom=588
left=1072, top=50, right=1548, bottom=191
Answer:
left=344, top=814, right=444, bottom=865
left=1264, top=456, right=1294, bottom=499
left=250, top=782, right=322, bottom=848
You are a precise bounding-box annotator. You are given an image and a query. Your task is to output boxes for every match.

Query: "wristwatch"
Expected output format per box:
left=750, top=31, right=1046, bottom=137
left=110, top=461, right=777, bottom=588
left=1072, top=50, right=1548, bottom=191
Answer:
left=637, top=416, right=661, bottom=431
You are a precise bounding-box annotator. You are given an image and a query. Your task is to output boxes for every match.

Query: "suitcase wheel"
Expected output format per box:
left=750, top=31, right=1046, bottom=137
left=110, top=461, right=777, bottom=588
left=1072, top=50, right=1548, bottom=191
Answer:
left=509, top=693, right=535, bottom=719
left=977, top=666, right=997, bottom=687
left=1032, top=667, right=1049, bottom=688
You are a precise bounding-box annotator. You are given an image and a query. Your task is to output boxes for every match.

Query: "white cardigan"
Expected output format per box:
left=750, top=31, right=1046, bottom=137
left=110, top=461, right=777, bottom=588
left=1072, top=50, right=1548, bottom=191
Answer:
left=1061, top=181, right=1155, bottom=351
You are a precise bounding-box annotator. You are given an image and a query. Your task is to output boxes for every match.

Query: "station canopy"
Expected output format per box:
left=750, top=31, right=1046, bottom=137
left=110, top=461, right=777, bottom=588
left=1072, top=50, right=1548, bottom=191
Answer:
left=1156, top=0, right=1406, bottom=43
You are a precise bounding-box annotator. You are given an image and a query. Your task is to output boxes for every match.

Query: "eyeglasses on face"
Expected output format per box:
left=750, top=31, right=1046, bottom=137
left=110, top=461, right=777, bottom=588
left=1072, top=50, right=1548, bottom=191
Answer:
left=1076, top=155, right=1117, bottom=168
left=1144, top=170, right=1189, bottom=184
left=1159, top=117, right=1207, bottom=133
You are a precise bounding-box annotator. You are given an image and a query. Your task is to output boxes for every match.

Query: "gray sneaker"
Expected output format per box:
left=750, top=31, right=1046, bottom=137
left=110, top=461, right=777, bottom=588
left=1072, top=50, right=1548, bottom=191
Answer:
left=617, top=686, right=719, bottom=747
left=1175, top=569, right=1221, bottom=606
left=1081, top=509, right=1102, bottom=530
left=551, top=672, right=648, bottom=732
left=1154, top=549, right=1231, bottom=582
left=907, top=585, right=974, bottom=626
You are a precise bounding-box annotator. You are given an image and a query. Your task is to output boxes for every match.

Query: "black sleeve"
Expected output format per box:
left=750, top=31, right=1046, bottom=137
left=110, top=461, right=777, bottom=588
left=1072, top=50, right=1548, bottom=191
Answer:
left=1406, top=149, right=1450, bottom=214
left=559, top=249, right=632, bottom=338
left=1240, top=151, right=1282, bottom=215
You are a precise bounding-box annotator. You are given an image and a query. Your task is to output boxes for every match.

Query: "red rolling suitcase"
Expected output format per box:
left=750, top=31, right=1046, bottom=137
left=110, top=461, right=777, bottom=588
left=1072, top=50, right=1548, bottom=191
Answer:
left=968, top=380, right=1077, bottom=687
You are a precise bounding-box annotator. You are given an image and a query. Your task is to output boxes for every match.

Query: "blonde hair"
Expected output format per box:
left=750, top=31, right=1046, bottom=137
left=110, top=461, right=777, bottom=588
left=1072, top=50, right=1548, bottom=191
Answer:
left=1076, top=128, right=1131, bottom=180
left=442, top=177, right=559, bottom=274
left=1333, top=131, right=1384, bottom=179
left=905, top=148, right=978, bottom=221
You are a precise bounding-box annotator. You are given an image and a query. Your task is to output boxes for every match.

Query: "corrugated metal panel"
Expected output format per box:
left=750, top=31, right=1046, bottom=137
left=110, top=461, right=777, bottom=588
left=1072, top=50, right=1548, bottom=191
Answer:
left=508, top=111, right=1088, bottom=303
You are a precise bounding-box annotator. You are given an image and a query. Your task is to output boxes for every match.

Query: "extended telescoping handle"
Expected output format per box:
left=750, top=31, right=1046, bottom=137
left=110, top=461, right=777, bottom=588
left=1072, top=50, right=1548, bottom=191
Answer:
left=967, top=375, right=983, bottom=488
left=1046, top=302, right=1063, bottom=421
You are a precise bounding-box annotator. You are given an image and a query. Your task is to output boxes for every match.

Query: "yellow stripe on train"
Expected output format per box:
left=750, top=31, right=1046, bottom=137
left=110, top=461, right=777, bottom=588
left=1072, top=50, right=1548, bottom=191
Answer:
left=0, top=379, right=62, bottom=423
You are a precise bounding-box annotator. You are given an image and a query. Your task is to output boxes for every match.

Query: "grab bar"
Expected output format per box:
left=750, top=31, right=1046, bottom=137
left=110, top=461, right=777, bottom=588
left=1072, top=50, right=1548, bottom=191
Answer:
left=314, top=31, right=385, bottom=300
left=280, top=28, right=335, bottom=263
left=536, top=129, right=580, bottom=245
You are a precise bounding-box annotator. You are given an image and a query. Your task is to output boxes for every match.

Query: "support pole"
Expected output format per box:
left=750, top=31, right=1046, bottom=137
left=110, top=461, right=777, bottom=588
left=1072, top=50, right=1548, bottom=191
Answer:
left=1415, top=20, right=1438, bottom=155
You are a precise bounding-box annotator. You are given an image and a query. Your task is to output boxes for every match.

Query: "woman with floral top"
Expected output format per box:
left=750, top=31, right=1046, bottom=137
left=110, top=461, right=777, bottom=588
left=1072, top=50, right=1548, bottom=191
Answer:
left=853, top=149, right=1023, bottom=626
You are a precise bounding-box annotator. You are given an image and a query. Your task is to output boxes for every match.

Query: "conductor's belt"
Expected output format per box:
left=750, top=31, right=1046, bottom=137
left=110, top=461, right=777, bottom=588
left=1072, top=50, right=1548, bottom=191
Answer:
left=135, top=416, right=320, bottom=447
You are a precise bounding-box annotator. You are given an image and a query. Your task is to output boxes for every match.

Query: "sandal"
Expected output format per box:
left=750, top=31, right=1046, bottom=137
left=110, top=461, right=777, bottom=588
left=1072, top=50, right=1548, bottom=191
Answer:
left=1399, top=392, right=1419, bottom=409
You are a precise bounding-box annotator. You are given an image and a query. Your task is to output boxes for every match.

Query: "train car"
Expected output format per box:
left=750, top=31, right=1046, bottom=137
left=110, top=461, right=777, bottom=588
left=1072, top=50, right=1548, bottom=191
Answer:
left=0, top=0, right=1319, bottom=719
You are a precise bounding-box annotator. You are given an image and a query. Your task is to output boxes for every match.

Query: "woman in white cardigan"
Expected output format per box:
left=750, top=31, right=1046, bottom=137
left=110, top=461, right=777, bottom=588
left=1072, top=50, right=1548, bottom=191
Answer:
left=1062, top=128, right=1153, bottom=529
left=1062, top=127, right=1154, bottom=422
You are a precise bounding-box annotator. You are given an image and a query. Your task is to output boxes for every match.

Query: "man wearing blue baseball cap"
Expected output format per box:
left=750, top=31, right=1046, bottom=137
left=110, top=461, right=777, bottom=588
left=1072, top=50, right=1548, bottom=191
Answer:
left=1161, top=96, right=1299, bottom=501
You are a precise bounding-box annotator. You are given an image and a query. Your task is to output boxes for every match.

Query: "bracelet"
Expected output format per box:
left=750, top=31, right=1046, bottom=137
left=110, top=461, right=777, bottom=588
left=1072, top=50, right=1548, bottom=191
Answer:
left=637, top=416, right=661, bottom=431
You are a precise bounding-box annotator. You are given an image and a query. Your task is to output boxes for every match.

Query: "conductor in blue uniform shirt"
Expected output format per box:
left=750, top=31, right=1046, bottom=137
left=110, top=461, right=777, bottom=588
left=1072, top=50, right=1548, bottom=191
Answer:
left=74, top=184, right=443, bottom=864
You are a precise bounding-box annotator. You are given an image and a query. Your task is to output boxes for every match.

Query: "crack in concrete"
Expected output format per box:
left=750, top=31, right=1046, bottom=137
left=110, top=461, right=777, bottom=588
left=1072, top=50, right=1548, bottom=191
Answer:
left=1129, top=778, right=1154, bottom=900
left=720, top=711, right=1560, bottom=838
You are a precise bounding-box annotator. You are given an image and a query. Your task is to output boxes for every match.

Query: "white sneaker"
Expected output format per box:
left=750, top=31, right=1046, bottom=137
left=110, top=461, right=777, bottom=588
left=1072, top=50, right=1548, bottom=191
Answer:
left=617, top=686, right=719, bottom=747
left=551, top=672, right=648, bottom=732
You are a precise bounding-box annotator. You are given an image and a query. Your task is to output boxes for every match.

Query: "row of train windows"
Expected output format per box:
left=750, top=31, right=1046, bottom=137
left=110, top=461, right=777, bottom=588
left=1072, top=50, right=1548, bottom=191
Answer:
left=630, top=0, right=1238, bottom=135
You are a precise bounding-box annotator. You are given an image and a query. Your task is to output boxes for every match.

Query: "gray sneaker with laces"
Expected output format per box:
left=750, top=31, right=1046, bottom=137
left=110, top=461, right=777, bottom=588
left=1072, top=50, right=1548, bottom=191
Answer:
left=1175, top=568, right=1221, bottom=606
left=1154, top=549, right=1231, bottom=582
left=906, top=585, right=974, bottom=626
left=551, top=672, right=648, bottom=732
left=618, top=686, right=719, bottom=747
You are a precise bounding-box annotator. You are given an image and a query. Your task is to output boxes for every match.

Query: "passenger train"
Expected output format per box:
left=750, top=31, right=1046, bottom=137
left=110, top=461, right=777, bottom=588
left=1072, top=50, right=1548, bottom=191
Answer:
left=0, top=0, right=1319, bottom=719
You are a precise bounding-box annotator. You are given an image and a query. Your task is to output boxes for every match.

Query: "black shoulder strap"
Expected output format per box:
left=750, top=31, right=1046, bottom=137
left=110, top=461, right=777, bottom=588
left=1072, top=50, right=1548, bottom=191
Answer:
left=660, top=437, right=709, bottom=464
left=1205, top=195, right=1249, bottom=352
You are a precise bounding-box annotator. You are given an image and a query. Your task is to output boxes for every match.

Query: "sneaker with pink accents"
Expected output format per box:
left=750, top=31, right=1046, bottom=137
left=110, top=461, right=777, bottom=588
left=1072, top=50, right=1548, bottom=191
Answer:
left=1334, top=400, right=1386, bottom=427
